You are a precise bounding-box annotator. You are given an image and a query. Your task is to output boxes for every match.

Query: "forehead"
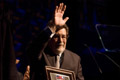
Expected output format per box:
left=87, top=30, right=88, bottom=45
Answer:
left=56, top=28, right=67, bottom=35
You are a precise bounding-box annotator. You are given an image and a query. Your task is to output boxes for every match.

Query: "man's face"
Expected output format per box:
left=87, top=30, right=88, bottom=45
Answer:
left=49, top=28, right=67, bottom=54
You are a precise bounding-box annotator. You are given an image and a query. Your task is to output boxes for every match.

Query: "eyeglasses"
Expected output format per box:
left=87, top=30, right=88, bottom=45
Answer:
left=53, top=34, right=68, bottom=40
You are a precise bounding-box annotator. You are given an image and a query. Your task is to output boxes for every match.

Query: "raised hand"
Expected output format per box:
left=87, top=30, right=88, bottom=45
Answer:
left=23, top=65, right=30, bottom=80
left=54, top=3, right=69, bottom=26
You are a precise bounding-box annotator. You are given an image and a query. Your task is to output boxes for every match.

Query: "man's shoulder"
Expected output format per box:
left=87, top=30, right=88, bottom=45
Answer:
left=64, top=49, right=80, bottom=58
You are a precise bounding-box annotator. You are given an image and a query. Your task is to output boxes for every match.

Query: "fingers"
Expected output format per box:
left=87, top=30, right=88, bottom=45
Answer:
left=62, top=4, right=66, bottom=12
left=54, top=2, right=69, bottom=26
left=64, top=17, right=69, bottom=23
left=23, top=65, right=30, bottom=80
left=55, top=3, right=66, bottom=13
left=26, top=65, right=30, bottom=73
left=55, top=6, right=58, bottom=13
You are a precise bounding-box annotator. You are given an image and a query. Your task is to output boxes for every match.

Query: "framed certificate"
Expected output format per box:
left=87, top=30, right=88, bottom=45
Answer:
left=45, top=66, right=76, bottom=80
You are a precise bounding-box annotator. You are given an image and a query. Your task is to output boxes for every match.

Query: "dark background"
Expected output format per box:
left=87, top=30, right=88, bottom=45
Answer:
left=1, top=0, right=120, bottom=80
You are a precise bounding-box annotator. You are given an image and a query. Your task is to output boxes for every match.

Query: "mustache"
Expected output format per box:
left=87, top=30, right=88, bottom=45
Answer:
left=57, top=43, right=64, bottom=46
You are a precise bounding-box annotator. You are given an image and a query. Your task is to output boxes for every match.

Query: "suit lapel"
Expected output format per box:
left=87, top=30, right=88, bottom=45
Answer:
left=61, top=50, right=70, bottom=69
left=46, top=54, right=56, bottom=67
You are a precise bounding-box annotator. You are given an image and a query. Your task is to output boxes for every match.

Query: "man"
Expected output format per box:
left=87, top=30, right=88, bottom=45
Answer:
left=27, top=3, right=84, bottom=80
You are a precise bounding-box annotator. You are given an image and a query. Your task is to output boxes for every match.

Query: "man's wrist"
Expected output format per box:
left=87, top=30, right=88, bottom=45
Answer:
left=44, top=27, right=55, bottom=38
left=50, top=33, right=55, bottom=38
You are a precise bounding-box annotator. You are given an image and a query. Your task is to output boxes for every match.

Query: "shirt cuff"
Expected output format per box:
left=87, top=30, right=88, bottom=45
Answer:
left=50, top=33, right=55, bottom=38
left=44, top=27, right=55, bottom=38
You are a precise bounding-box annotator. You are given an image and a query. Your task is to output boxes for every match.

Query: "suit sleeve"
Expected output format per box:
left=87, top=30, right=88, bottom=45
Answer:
left=76, top=56, right=84, bottom=80
left=26, top=27, right=53, bottom=67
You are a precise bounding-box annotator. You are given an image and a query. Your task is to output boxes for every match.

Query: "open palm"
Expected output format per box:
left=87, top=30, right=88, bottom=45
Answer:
left=54, top=3, right=69, bottom=26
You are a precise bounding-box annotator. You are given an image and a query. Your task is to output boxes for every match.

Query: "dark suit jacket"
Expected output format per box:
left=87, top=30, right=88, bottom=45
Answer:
left=27, top=28, right=84, bottom=80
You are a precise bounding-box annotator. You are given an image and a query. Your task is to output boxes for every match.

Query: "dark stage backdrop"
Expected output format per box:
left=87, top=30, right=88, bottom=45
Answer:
left=0, top=1, right=18, bottom=80
left=0, top=0, right=120, bottom=80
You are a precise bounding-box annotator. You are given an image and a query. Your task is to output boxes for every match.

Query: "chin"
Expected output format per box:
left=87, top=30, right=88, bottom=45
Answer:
left=56, top=48, right=65, bottom=54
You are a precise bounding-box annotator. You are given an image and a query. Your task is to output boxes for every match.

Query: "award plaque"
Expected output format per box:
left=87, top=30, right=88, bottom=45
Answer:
left=45, top=66, right=76, bottom=80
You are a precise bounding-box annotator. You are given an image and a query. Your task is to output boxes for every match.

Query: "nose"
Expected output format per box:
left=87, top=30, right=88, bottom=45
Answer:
left=58, top=36, right=63, bottom=42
